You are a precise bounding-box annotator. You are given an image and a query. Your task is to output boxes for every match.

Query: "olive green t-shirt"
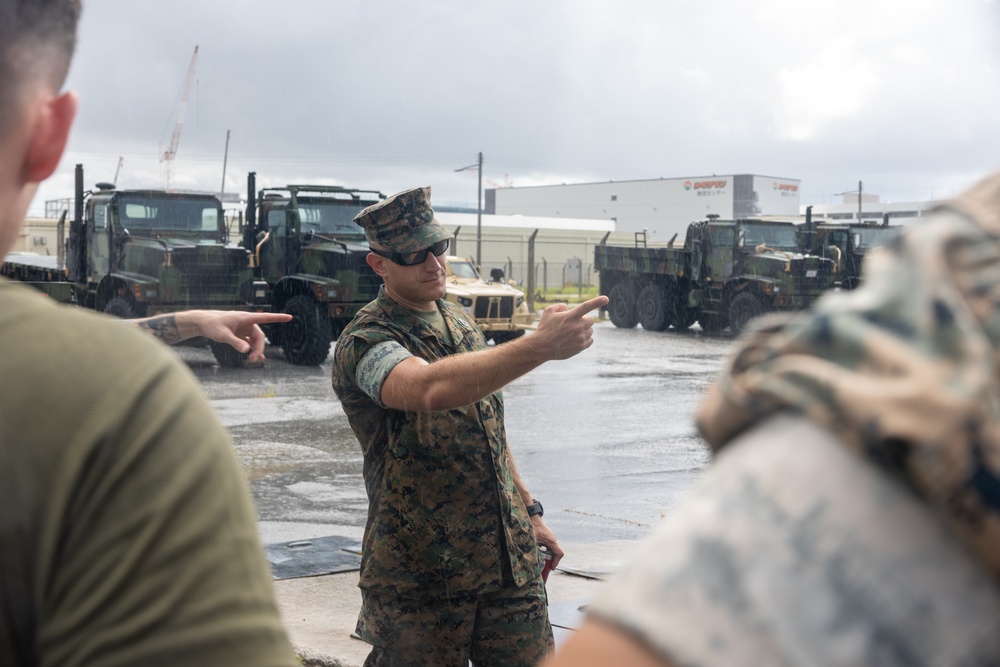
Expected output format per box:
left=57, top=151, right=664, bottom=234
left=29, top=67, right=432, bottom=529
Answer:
left=0, top=279, right=296, bottom=667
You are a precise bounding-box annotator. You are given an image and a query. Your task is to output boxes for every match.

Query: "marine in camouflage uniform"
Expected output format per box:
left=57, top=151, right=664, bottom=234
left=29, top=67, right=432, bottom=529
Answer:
left=332, top=187, right=607, bottom=666
left=547, top=172, right=1000, bottom=667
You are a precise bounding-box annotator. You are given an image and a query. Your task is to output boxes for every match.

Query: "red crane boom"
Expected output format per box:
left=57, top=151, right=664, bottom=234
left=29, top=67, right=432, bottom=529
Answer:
left=160, top=45, right=199, bottom=190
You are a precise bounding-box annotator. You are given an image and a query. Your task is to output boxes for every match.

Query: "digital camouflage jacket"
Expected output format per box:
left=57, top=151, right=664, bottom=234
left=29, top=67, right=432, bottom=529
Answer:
left=697, top=171, right=1000, bottom=578
left=332, top=287, right=541, bottom=598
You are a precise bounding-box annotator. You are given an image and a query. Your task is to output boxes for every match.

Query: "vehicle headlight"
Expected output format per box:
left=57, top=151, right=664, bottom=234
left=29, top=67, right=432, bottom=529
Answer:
left=516, top=297, right=523, bottom=308
left=458, top=297, right=473, bottom=307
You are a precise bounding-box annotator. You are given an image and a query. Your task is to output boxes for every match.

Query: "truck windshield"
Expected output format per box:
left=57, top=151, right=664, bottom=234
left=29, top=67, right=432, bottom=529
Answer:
left=297, top=202, right=371, bottom=236
left=117, top=195, right=221, bottom=233
left=856, top=226, right=902, bottom=249
left=448, top=259, right=479, bottom=279
left=741, top=223, right=798, bottom=249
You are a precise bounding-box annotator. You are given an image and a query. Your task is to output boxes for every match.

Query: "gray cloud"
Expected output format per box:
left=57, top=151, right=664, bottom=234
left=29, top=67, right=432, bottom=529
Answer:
left=29, top=0, right=1000, bottom=216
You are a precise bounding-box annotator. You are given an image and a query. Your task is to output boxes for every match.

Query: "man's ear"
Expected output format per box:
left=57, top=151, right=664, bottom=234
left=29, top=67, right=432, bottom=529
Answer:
left=23, top=91, right=78, bottom=183
left=367, top=252, right=389, bottom=277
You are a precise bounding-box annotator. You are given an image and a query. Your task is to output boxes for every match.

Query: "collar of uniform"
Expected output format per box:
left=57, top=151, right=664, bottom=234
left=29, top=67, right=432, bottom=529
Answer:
left=373, top=287, right=471, bottom=346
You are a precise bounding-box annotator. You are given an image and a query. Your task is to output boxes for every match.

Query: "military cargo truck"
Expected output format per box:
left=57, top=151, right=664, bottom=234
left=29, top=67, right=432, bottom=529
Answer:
left=243, top=173, right=384, bottom=366
left=443, top=256, right=535, bottom=344
left=595, top=216, right=836, bottom=335
left=798, top=214, right=902, bottom=289
left=1, top=164, right=268, bottom=366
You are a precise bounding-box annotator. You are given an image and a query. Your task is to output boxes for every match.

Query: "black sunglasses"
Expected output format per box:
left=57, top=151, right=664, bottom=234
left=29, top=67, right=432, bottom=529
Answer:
left=370, top=239, right=450, bottom=266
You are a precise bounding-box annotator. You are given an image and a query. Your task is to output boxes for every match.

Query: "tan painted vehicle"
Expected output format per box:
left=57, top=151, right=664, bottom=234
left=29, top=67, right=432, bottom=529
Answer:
left=443, top=255, right=535, bottom=344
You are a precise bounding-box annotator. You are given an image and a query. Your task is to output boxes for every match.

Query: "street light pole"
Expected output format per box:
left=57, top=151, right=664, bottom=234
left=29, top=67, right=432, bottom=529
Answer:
left=835, top=180, right=865, bottom=222
left=454, top=152, right=484, bottom=266
left=476, top=151, right=483, bottom=267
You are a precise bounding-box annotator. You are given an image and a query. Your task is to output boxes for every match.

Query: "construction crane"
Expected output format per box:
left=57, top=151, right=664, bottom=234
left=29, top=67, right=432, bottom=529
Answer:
left=160, top=45, right=198, bottom=191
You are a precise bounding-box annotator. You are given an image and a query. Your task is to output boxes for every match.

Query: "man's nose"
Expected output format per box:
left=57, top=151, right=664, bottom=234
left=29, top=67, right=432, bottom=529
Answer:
left=425, top=252, right=445, bottom=270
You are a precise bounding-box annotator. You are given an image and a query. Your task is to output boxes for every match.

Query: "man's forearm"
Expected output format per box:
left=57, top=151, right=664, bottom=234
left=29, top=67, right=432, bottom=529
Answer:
left=383, top=335, right=546, bottom=411
left=131, top=313, right=186, bottom=344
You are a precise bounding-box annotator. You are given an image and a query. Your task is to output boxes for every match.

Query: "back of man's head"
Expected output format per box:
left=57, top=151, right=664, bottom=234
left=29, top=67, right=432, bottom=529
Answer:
left=0, top=0, right=80, bottom=133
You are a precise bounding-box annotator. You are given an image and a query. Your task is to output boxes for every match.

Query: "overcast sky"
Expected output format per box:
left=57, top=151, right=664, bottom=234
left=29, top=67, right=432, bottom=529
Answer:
left=28, top=0, right=1000, bottom=217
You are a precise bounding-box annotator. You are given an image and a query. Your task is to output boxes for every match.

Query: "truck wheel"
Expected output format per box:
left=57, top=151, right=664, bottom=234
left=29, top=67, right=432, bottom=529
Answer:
left=698, top=313, right=727, bottom=335
left=261, top=322, right=284, bottom=346
left=608, top=282, right=638, bottom=329
left=103, top=295, right=140, bottom=319
left=637, top=284, right=669, bottom=331
left=671, top=305, right=697, bottom=330
left=210, top=341, right=248, bottom=368
left=728, top=292, right=766, bottom=335
left=281, top=295, right=332, bottom=366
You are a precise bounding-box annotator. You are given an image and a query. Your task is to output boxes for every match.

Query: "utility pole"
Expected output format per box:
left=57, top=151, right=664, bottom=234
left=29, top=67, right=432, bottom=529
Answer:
left=220, top=129, right=231, bottom=199
left=857, top=180, right=863, bottom=222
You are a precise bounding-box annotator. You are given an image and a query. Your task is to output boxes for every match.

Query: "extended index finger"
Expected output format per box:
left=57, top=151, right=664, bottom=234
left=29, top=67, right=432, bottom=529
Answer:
left=568, top=295, right=610, bottom=318
left=247, top=313, right=294, bottom=324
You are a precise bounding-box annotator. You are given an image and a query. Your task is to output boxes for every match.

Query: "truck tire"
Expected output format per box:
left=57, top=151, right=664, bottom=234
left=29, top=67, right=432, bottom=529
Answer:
left=281, top=294, right=332, bottom=366
left=103, top=295, right=140, bottom=319
left=608, top=282, right=638, bottom=329
left=728, top=292, right=766, bottom=335
left=671, top=304, right=697, bottom=330
left=698, top=313, right=727, bottom=335
left=637, top=284, right=669, bottom=331
left=210, top=341, right=248, bottom=368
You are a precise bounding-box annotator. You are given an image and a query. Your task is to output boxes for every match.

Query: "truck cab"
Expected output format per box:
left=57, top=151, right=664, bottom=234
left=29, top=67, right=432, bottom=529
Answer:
left=1, top=164, right=268, bottom=366
left=243, top=174, right=385, bottom=365
left=73, top=185, right=261, bottom=318
left=801, top=220, right=902, bottom=289
left=688, top=218, right=835, bottom=333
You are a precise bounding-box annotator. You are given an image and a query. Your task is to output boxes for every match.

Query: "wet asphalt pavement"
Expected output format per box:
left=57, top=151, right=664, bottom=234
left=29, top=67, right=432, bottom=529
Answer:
left=178, top=320, right=736, bottom=547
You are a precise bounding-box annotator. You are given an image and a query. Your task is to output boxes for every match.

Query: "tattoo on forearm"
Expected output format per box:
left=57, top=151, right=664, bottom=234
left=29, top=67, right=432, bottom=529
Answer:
left=135, top=315, right=182, bottom=344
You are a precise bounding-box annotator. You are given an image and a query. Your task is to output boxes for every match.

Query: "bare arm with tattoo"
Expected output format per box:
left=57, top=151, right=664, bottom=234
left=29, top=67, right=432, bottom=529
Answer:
left=130, top=311, right=292, bottom=363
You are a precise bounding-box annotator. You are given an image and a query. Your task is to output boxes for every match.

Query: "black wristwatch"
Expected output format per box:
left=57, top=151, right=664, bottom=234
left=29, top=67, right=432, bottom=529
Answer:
left=526, top=499, right=544, bottom=518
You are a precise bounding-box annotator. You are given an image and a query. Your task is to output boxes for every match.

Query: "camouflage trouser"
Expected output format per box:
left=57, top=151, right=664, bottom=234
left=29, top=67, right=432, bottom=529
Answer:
left=358, top=576, right=552, bottom=667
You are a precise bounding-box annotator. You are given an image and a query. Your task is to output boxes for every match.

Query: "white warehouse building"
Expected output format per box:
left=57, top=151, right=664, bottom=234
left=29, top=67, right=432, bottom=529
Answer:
left=486, top=174, right=802, bottom=243
left=803, top=193, right=936, bottom=226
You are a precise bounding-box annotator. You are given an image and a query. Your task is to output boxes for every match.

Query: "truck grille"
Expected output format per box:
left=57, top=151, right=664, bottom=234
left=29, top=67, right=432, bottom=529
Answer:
left=355, top=262, right=382, bottom=299
left=171, top=250, right=245, bottom=303
left=474, top=296, right=514, bottom=319
left=789, top=259, right=832, bottom=291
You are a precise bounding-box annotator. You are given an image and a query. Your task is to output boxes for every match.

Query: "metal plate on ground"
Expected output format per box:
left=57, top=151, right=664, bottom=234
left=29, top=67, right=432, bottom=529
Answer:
left=265, top=534, right=363, bottom=580
left=555, top=565, right=613, bottom=580
left=547, top=598, right=590, bottom=631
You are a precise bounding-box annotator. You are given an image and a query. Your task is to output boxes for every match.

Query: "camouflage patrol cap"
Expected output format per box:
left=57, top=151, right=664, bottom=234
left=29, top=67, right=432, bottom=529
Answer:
left=353, top=186, right=453, bottom=254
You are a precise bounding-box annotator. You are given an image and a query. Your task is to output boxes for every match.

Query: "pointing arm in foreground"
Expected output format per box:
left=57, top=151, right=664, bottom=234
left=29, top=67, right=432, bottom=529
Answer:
left=131, top=311, right=293, bottom=362
left=379, top=295, right=609, bottom=412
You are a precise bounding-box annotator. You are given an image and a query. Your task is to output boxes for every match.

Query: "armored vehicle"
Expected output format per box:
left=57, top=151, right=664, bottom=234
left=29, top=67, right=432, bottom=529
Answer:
left=1, top=164, right=267, bottom=366
left=595, top=216, right=836, bottom=335
left=798, top=216, right=902, bottom=289
left=443, top=256, right=534, bottom=344
left=243, top=173, right=385, bottom=366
